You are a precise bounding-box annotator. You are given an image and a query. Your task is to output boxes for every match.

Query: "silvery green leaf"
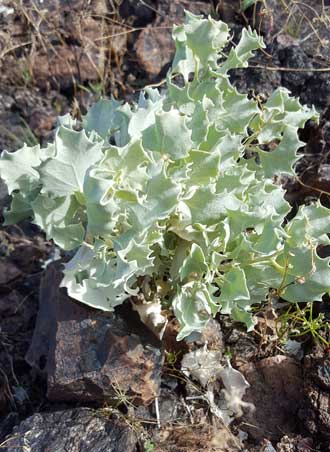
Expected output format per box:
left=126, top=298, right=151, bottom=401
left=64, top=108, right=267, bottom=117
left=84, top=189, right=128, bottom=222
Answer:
left=83, top=98, right=121, bottom=139
left=61, top=243, right=130, bottom=310
left=115, top=239, right=155, bottom=286
left=3, top=191, right=34, bottom=224
left=188, top=149, right=220, bottom=185
left=173, top=281, right=219, bottom=340
left=258, top=125, right=303, bottom=177
left=172, top=12, right=229, bottom=79
left=277, top=248, right=330, bottom=302
left=171, top=24, right=196, bottom=81
left=184, top=11, right=229, bottom=67
left=39, top=127, right=103, bottom=197
left=31, top=193, right=85, bottom=250
left=129, top=166, right=181, bottom=232
left=220, top=267, right=250, bottom=303
left=179, top=243, right=208, bottom=281
left=257, top=88, right=318, bottom=142
left=0, top=144, right=42, bottom=193
left=231, top=306, right=256, bottom=332
left=216, top=80, right=259, bottom=134
left=83, top=166, right=120, bottom=236
left=185, top=186, right=242, bottom=225
left=128, top=89, right=164, bottom=138
left=301, top=202, right=330, bottom=238
left=142, top=109, right=193, bottom=160
left=218, top=26, right=265, bottom=74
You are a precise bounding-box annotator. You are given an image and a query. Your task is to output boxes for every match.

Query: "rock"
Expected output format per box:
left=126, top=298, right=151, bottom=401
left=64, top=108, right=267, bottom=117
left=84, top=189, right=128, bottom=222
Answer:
left=0, top=290, right=32, bottom=330
left=18, top=1, right=128, bottom=91
left=222, top=324, right=259, bottom=367
left=284, top=104, right=330, bottom=209
left=284, top=164, right=330, bottom=209
left=238, top=355, right=303, bottom=441
left=135, top=25, right=173, bottom=76
left=2, top=408, right=137, bottom=452
left=299, top=355, right=330, bottom=444
left=9, top=237, right=50, bottom=274
left=32, top=46, right=101, bottom=90
left=135, top=0, right=212, bottom=77
left=0, top=261, right=21, bottom=285
left=303, top=73, right=330, bottom=111
left=216, top=0, right=240, bottom=25
left=26, top=262, right=163, bottom=405
left=28, top=109, right=56, bottom=138
left=278, top=46, right=314, bottom=94
left=119, top=0, right=156, bottom=27
left=0, top=178, right=8, bottom=210
left=0, top=412, right=19, bottom=442
left=276, top=434, right=314, bottom=452
left=149, top=375, right=187, bottom=424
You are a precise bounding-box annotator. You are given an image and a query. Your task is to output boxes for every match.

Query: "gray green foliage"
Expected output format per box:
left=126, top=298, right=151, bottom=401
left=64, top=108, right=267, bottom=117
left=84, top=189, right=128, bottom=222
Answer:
left=0, top=12, right=328, bottom=340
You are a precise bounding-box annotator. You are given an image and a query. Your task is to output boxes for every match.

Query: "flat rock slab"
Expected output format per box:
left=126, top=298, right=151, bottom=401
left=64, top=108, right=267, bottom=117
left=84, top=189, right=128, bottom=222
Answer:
left=239, top=355, right=303, bottom=441
left=2, top=408, right=137, bottom=452
left=26, top=263, right=163, bottom=405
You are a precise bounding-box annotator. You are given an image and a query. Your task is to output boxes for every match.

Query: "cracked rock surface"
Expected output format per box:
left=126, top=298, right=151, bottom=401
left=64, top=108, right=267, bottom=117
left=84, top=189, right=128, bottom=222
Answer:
left=2, top=408, right=137, bottom=452
left=26, top=262, right=163, bottom=406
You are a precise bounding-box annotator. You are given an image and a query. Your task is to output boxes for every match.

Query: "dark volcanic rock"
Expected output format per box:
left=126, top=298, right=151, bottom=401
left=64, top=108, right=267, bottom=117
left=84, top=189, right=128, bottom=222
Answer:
left=239, top=355, right=303, bottom=441
left=284, top=106, right=330, bottom=209
left=26, top=263, right=163, bottom=405
left=2, top=408, right=137, bottom=452
left=0, top=413, right=19, bottom=442
left=119, top=0, right=157, bottom=27
left=0, top=179, right=8, bottom=210
left=278, top=46, right=313, bottom=96
left=299, top=355, right=330, bottom=444
left=0, top=261, right=21, bottom=285
left=301, top=72, right=330, bottom=111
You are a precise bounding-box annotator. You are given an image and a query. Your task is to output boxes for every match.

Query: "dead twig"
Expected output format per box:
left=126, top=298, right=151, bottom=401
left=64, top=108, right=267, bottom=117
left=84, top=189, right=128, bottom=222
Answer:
left=249, top=64, right=330, bottom=72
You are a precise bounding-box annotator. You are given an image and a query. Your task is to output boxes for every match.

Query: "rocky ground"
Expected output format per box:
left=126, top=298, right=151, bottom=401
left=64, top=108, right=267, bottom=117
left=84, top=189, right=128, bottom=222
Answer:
left=0, top=0, right=330, bottom=451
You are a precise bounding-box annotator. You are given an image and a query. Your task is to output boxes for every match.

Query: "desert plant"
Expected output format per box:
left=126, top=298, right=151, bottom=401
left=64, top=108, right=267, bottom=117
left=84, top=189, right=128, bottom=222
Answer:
left=0, top=12, right=329, bottom=340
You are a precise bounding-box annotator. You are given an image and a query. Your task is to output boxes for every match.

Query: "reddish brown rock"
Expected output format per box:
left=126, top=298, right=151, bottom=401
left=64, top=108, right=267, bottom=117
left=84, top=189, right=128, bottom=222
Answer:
left=26, top=263, right=163, bottom=406
left=135, top=25, right=173, bottom=76
left=31, top=46, right=101, bottom=89
left=135, top=0, right=212, bottom=76
left=239, top=355, right=303, bottom=441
